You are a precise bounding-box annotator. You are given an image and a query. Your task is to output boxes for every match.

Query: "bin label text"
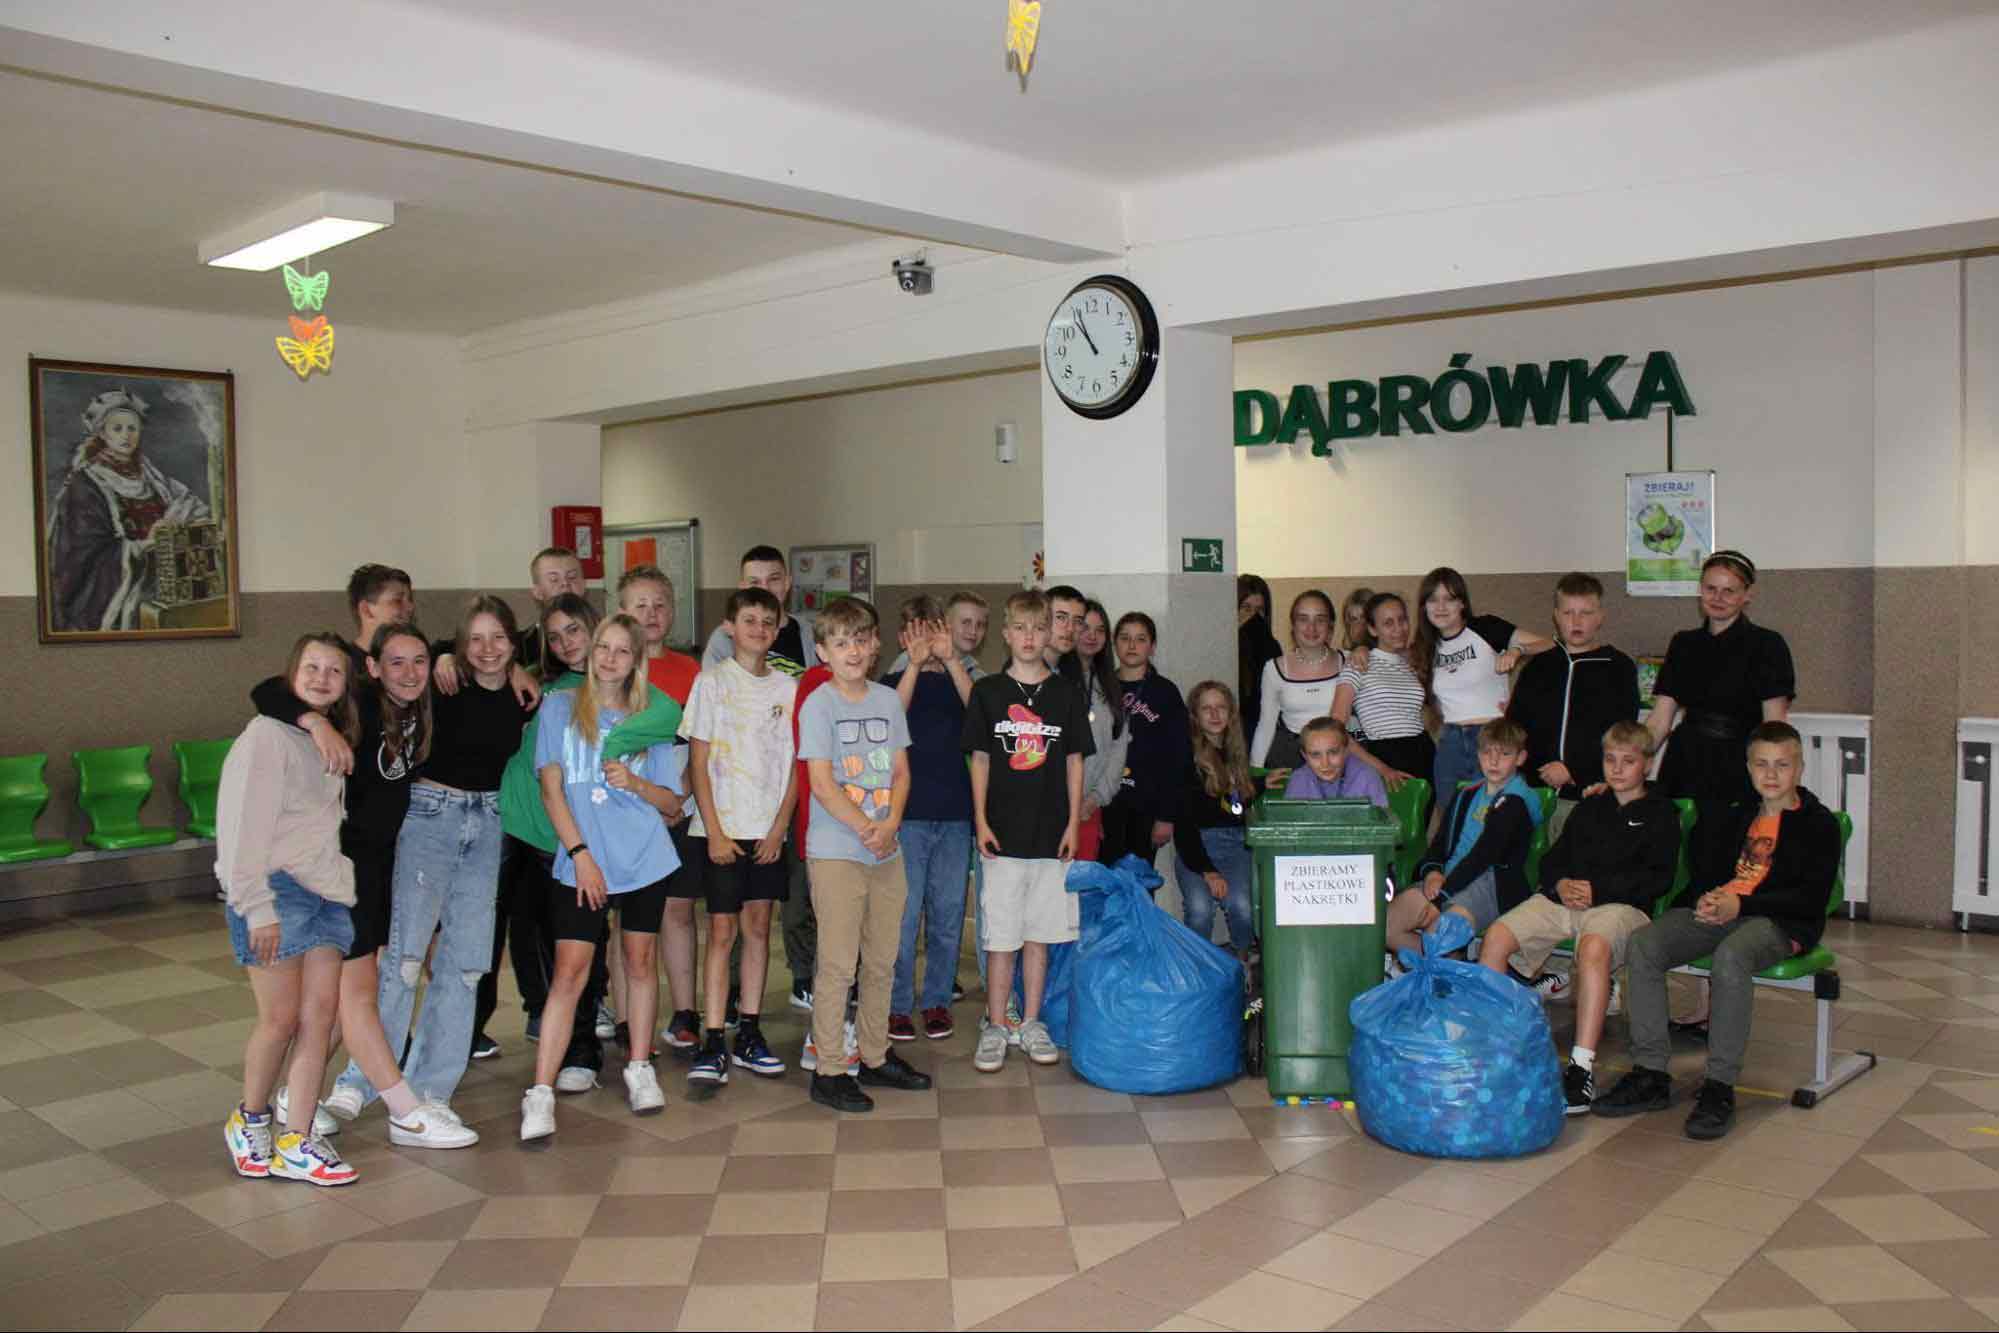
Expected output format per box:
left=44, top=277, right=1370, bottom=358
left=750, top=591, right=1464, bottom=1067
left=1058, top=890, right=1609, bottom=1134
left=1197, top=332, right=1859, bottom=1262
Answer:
left=1273, top=854, right=1374, bottom=926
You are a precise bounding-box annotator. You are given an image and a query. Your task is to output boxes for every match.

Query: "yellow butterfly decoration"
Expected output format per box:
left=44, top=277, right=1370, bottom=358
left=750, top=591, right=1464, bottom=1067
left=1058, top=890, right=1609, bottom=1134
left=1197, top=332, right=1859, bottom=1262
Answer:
left=1005, top=0, right=1041, bottom=78
left=282, top=264, right=329, bottom=312
left=275, top=314, right=335, bottom=379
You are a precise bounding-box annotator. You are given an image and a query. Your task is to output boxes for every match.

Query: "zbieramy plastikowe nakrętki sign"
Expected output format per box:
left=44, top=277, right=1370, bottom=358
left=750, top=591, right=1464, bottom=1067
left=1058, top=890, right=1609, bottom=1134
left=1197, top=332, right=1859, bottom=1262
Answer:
left=1233, top=351, right=1694, bottom=453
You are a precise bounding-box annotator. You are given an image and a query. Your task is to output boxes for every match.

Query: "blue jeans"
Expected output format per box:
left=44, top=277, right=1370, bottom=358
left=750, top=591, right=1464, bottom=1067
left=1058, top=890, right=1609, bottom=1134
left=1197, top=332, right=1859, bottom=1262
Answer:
left=892, top=820, right=974, bottom=1013
left=1434, top=723, right=1482, bottom=801
left=973, top=854, right=989, bottom=987
left=336, top=785, right=500, bottom=1107
left=1174, top=826, right=1254, bottom=952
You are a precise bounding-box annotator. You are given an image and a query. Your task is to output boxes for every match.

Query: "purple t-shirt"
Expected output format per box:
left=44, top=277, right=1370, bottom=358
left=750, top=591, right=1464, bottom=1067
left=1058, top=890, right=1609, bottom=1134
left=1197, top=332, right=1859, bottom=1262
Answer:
left=1283, top=762, right=1389, bottom=808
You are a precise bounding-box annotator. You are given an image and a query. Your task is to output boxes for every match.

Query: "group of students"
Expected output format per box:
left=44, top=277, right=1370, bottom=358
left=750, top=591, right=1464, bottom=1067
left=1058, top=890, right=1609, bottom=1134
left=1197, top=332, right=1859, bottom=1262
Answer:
left=212, top=538, right=1812, bottom=1190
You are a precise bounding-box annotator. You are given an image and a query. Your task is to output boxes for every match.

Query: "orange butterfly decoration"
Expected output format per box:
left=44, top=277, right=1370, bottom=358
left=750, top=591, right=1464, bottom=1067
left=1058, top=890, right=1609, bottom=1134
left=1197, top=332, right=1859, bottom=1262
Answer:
left=275, top=314, right=335, bottom=379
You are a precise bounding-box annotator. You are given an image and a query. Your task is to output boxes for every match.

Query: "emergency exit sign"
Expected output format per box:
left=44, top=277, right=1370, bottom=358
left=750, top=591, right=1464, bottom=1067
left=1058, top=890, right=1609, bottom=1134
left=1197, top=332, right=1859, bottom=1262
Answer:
left=1181, top=538, right=1224, bottom=573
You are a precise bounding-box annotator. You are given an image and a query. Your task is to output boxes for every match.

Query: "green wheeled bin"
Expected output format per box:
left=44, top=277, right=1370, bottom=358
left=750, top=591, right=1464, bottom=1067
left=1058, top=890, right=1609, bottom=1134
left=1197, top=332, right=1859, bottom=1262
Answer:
left=1247, top=798, right=1399, bottom=1098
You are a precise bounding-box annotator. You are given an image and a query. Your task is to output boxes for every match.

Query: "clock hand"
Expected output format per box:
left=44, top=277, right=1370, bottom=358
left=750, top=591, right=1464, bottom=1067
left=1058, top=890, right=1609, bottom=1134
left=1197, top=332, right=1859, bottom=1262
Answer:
left=1071, top=307, right=1100, bottom=356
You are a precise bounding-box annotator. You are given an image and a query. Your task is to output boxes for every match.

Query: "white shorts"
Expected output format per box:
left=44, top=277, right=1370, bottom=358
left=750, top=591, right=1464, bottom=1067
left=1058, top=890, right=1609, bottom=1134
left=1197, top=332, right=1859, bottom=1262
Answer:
left=980, top=857, right=1077, bottom=952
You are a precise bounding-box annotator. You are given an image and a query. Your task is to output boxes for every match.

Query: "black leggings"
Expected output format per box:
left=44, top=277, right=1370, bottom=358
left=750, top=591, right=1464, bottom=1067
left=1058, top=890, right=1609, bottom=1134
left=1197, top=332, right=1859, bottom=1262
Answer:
left=1096, top=798, right=1157, bottom=868
left=473, top=836, right=607, bottom=1070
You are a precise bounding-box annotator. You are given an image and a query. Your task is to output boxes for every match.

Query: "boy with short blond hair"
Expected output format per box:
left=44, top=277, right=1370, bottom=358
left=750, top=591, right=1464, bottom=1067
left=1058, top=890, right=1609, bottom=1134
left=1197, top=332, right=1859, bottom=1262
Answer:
left=1385, top=716, right=1542, bottom=958
left=1507, top=572, right=1640, bottom=841
left=961, top=590, right=1094, bottom=1072
left=798, top=599, right=931, bottom=1112
left=1596, top=721, right=1841, bottom=1140
left=1481, top=720, right=1677, bottom=1112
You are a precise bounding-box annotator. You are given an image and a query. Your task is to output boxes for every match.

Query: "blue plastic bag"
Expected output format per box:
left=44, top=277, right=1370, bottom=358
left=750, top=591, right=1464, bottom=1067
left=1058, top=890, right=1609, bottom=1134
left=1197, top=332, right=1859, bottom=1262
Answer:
left=1348, top=914, right=1565, bottom=1159
left=1068, top=856, right=1245, bottom=1095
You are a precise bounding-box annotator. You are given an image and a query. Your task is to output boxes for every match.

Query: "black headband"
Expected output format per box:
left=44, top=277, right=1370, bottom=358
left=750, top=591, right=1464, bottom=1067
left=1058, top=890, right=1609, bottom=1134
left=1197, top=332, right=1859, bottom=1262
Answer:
left=1705, top=550, right=1757, bottom=585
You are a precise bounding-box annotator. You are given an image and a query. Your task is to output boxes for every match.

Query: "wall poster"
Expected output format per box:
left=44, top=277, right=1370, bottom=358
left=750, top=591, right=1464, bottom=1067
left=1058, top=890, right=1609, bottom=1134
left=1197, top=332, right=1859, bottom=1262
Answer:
left=1625, top=470, right=1715, bottom=598
left=789, top=543, right=875, bottom=612
left=603, top=518, right=701, bottom=650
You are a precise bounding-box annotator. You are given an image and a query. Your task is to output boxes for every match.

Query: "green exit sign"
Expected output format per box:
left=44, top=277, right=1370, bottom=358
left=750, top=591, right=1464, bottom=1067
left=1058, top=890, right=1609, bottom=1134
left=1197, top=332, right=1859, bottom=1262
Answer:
left=1182, top=538, right=1225, bottom=573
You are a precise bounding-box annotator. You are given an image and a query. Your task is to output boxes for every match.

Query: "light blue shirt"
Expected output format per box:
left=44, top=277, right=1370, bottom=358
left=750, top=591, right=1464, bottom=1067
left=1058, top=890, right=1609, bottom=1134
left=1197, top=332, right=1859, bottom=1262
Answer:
left=797, top=681, right=911, bottom=864
left=535, top=689, right=686, bottom=893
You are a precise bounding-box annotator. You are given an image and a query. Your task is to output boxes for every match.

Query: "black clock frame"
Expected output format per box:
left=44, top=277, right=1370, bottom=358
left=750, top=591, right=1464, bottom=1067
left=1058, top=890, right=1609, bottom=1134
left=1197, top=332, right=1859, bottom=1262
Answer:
left=1046, top=273, right=1161, bottom=419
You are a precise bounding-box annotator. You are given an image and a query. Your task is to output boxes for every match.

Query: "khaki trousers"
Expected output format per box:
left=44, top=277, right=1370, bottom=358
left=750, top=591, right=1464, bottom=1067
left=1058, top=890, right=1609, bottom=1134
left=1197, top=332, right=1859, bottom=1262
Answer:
left=808, top=856, right=908, bottom=1070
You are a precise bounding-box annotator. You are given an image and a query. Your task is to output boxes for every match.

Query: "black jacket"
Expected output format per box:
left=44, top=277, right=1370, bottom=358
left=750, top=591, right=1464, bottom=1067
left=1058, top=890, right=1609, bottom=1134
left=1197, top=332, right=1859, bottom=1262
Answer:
left=1418, top=783, right=1539, bottom=915
left=1688, top=787, right=1842, bottom=952
left=1174, top=759, right=1247, bottom=875
left=1115, top=669, right=1191, bottom=818
left=1507, top=645, right=1640, bottom=800
left=1536, top=790, right=1679, bottom=911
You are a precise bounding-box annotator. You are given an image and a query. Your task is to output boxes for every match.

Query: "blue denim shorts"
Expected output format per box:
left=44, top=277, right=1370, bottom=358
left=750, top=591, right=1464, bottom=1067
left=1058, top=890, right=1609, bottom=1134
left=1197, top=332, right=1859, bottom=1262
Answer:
left=225, top=870, right=354, bottom=966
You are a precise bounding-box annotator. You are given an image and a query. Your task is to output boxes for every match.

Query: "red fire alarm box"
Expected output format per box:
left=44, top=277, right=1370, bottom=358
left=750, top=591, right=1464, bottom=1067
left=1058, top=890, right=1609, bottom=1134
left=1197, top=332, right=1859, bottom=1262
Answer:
left=550, top=505, right=604, bottom=578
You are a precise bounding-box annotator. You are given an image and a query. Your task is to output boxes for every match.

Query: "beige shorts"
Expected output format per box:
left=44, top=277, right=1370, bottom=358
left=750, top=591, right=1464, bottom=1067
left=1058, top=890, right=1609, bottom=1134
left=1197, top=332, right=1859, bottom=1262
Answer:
left=980, top=857, right=1077, bottom=952
left=1498, top=895, right=1651, bottom=976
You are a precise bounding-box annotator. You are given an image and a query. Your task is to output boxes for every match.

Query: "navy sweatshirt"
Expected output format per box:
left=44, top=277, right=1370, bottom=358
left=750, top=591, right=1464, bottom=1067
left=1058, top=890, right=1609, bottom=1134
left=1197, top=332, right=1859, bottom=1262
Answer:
left=1114, top=669, right=1191, bottom=819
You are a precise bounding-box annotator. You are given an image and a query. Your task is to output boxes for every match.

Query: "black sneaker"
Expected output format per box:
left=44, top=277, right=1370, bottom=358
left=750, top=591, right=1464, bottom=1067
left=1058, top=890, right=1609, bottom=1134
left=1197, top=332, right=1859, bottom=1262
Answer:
left=789, top=981, right=813, bottom=1012
left=1562, top=1062, right=1595, bottom=1116
left=471, top=1034, right=500, bottom=1060
left=731, top=1030, right=786, bottom=1078
left=809, top=1073, right=875, bottom=1114
left=1685, top=1079, right=1736, bottom=1140
left=857, top=1048, right=933, bottom=1092
left=661, top=1010, right=701, bottom=1051
left=688, top=1042, right=730, bottom=1086
left=1590, top=1067, right=1673, bottom=1118
left=951, top=979, right=966, bottom=1004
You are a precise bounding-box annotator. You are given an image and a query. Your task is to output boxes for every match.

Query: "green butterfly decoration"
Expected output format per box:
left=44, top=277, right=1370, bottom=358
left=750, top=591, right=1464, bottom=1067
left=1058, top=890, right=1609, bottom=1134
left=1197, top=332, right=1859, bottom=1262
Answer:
left=282, top=264, right=330, bottom=312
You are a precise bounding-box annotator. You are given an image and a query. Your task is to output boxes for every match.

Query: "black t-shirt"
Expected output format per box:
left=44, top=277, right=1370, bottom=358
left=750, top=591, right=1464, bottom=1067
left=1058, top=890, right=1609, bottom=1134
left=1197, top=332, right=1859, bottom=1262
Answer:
left=423, top=679, right=533, bottom=792
left=961, top=670, right=1095, bottom=859
left=1653, top=615, right=1796, bottom=730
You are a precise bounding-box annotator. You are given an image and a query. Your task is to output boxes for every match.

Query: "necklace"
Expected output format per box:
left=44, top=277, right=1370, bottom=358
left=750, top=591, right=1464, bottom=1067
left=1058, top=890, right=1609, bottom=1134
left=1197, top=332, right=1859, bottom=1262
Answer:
left=1010, top=671, right=1047, bottom=709
left=1295, top=647, right=1334, bottom=668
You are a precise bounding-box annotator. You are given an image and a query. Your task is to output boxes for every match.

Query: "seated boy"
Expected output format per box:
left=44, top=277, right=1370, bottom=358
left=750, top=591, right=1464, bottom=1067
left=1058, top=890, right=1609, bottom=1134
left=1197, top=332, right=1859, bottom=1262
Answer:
left=1279, top=718, right=1388, bottom=807
left=1479, top=721, right=1678, bottom=1113
left=1594, top=721, right=1842, bottom=1140
left=1384, top=717, right=1541, bottom=960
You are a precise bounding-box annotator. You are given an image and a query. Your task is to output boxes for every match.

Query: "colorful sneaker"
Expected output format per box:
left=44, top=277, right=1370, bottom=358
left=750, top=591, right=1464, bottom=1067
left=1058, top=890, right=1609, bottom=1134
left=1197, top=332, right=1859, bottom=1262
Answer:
left=922, top=1006, right=955, bottom=1040
left=1017, top=1019, right=1059, bottom=1066
left=224, top=1104, right=273, bottom=1179
left=732, top=1030, right=786, bottom=1078
left=1562, top=1062, right=1595, bottom=1116
left=274, top=1087, right=340, bottom=1138
left=661, top=1010, right=701, bottom=1050
left=270, top=1131, right=357, bottom=1186
left=887, top=1013, right=917, bottom=1043
left=973, top=1019, right=1010, bottom=1073
left=322, top=1083, right=365, bottom=1122
left=594, top=1002, right=618, bottom=1041
left=800, top=1031, right=820, bottom=1073
left=389, top=1100, right=480, bottom=1149
left=689, top=1043, right=730, bottom=1087
left=624, top=1061, right=666, bottom=1115
left=520, top=1084, right=556, bottom=1143
left=555, top=1065, right=599, bottom=1094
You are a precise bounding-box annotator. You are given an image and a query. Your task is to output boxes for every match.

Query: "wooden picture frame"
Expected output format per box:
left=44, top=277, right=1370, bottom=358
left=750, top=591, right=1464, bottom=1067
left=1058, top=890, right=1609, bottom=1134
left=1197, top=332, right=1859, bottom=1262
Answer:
left=30, top=358, right=241, bottom=642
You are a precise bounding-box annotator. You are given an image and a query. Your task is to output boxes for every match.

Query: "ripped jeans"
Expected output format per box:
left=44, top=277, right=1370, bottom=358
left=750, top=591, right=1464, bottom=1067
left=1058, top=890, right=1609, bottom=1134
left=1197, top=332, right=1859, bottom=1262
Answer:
left=334, top=784, right=500, bottom=1108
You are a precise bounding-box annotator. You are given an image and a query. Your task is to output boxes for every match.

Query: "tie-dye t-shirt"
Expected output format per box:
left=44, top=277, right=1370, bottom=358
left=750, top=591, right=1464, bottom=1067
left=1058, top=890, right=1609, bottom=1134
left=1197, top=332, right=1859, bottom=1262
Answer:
left=678, top=657, right=798, bottom=841
left=797, top=681, right=912, bottom=864
left=960, top=670, right=1097, bottom=861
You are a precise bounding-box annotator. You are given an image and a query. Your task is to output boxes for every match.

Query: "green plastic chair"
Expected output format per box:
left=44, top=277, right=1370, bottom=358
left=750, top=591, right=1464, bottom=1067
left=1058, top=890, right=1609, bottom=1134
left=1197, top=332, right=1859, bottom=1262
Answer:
left=0, top=754, right=73, bottom=864
left=171, top=738, right=234, bottom=840
left=73, top=745, right=178, bottom=851
left=1519, top=785, right=1560, bottom=887
left=1387, top=777, right=1432, bottom=887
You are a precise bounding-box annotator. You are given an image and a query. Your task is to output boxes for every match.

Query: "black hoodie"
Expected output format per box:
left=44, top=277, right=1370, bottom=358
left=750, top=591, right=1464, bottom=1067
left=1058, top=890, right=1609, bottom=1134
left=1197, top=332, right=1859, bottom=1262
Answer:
left=1535, top=788, right=1680, bottom=912
left=1507, top=644, right=1640, bottom=800
left=1687, top=787, right=1842, bottom=952
left=1114, top=668, right=1191, bottom=819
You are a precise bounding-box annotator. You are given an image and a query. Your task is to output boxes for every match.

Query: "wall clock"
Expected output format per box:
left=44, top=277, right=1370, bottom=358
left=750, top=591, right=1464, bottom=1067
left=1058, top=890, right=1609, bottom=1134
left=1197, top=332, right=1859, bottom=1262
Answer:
left=1044, top=274, right=1160, bottom=419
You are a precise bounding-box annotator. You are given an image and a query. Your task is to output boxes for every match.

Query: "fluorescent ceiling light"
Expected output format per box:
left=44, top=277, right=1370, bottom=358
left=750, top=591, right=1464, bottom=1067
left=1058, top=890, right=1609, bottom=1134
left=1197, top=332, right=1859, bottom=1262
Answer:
left=200, top=191, right=395, bottom=270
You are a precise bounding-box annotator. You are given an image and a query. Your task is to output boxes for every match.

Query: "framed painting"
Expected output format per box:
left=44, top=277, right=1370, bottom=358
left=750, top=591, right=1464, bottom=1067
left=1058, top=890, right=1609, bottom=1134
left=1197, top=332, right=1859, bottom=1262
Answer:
left=30, top=358, right=240, bottom=642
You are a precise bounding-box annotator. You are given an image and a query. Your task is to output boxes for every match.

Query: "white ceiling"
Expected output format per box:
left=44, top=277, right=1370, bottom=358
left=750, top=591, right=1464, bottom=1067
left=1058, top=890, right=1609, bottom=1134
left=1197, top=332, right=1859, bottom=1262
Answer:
left=405, top=0, right=1987, bottom=182
left=0, top=70, right=880, bottom=333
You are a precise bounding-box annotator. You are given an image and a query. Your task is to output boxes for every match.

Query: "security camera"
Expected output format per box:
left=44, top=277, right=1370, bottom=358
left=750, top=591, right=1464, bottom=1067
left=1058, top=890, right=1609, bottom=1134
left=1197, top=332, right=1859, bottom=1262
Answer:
left=892, top=257, right=933, bottom=295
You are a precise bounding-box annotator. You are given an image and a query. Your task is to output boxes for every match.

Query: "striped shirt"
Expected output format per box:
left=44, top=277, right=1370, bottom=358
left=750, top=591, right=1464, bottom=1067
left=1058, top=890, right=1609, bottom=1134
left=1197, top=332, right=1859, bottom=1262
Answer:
left=1338, top=650, right=1427, bottom=741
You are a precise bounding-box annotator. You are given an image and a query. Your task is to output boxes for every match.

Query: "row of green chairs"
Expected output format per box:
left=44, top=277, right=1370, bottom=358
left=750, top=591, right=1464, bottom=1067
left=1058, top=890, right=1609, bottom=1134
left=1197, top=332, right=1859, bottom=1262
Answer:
left=0, top=740, right=233, bottom=865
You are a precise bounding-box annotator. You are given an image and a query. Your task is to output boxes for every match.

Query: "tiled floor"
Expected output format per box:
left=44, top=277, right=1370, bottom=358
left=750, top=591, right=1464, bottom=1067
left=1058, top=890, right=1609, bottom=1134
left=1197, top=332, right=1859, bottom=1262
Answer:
left=2, top=899, right=1998, bottom=1331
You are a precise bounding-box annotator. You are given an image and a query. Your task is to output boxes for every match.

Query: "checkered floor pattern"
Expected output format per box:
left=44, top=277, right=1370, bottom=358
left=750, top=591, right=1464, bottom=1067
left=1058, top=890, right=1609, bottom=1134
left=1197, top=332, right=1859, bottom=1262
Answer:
left=2, top=898, right=1998, bottom=1331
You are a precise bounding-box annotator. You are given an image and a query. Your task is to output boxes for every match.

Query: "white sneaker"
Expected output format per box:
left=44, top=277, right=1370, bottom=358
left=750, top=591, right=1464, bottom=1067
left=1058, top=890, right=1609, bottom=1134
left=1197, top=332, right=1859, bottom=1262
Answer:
left=1532, top=970, right=1573, bottom=1004
left=624, top=1062, right=666, bottom=1116
left=594, top=1003, right=618, bottom=1041
left=520, top=1085, right=556, bottom=1143
left=555, top=1065, right=599, bottom=1094
left=973, top=1019, right=1010, bottom=1073
left=388, top=1100, right=479, bottom=1149
left=800, top=1023, right=861, bottom=1074
left=275, top=1087, right=340, bottom=1137
left=1606, top=976, right=1624, bottom=1017
left=322, top=1083, right=365, bottom=1122
left=1017, top=1019, right=1059, bottom=1066
left=800, top=1032, right=819, bottom=1072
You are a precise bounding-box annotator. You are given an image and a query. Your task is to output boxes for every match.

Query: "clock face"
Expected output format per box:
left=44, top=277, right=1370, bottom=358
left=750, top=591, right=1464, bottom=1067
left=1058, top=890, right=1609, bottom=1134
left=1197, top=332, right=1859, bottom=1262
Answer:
left=1044, top=277, right=1157, bottom=417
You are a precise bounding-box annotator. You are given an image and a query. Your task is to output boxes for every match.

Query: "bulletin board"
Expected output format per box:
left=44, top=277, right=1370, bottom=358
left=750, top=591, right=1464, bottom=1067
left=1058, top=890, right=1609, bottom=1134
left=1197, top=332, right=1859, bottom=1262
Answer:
left=788, top=543, right=875, bottom=613
left=603, top=518, right=701, bottom=650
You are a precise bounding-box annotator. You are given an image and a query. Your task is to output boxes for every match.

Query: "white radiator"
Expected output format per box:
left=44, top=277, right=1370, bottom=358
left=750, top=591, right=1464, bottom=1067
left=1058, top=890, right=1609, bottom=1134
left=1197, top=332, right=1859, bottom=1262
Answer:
left=1791, top=712, right=1871, bottom=912
left=1954, top=718, right=1999, bottom=924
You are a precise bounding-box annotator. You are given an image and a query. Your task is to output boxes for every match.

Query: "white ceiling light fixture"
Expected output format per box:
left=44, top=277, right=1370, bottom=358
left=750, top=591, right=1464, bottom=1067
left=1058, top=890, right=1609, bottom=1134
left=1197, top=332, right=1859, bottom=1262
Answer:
left=199, top=191, right=395, bottom=271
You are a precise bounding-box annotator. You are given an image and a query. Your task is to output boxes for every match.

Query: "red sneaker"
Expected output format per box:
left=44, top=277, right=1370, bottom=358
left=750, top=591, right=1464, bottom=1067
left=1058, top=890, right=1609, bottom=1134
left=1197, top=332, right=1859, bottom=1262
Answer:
left=887, top=1012, right=917, bottom=1042
left=922, top=1006, right=955, bottom=1040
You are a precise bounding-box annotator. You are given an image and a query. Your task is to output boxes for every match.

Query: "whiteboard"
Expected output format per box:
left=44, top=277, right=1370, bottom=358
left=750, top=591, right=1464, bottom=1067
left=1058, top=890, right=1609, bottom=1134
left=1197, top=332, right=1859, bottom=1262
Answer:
left=603, top=519, right=702, bottom=650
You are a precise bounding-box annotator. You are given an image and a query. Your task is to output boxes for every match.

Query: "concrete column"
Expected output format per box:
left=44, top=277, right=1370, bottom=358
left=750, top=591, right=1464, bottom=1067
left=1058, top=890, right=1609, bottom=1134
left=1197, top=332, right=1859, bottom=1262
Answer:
left=1042, top=327, right=1237, bottom=691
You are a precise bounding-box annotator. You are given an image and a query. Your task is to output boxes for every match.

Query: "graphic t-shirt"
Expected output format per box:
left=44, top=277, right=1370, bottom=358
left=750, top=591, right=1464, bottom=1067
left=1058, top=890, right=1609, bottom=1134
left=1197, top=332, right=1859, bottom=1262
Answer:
left=961, top=670, right=1095, bottom=860
left=1722, top=812, right=1781, bottom=896
left=798, top=681, right=911, bottom=864
left=884, top=667, right=975, bottom=823
left=534, top=690, right=686, bottom=894
left=1430, top=613, right=1518, bottom=724
left=679, top=657, right=798, bottom=840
